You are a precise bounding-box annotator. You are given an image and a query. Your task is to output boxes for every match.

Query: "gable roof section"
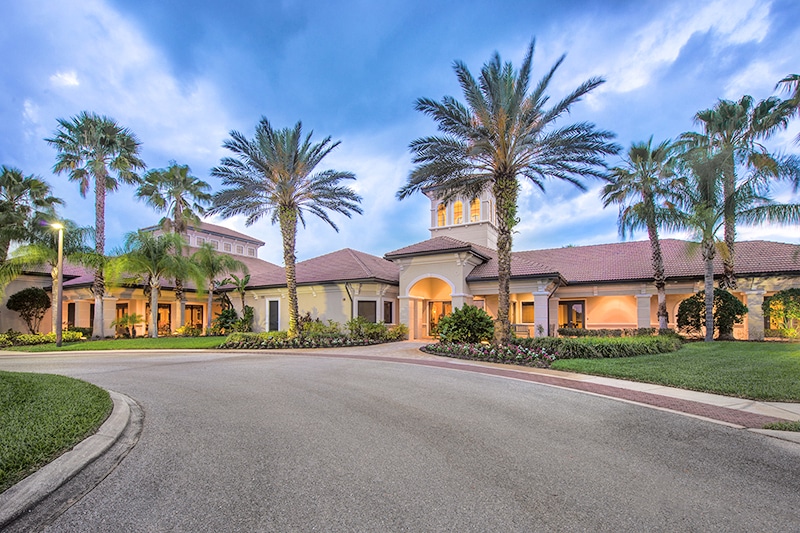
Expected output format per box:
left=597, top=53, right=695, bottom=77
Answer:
left=384, top=236, right=492, bottom=262
left=248, top=248, right=399, bottom=289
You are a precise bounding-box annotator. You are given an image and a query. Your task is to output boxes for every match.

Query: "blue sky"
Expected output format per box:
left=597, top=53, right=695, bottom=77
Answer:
left=2, top=0, right=799, bottom=266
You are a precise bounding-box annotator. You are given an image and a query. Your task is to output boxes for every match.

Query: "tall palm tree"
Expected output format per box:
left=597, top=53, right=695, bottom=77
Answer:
left=10, top=219, right=94, bottom=332
left=397, top=39, right=619, bottom=344
left=681, top=95, right=793, bottom=289
left=601, top=138, right=679, bottom=330
left=136, top=162, right=212, bottom=327
left=672, top=151, right=800, bottom=341
left=776, top=74, right=800, bottom=144
left=191, top=243, right=247, bottom=333
left=0, top=166, right=62, bottom=263
left=46, top=111, right=146, bottom=339
left=209, top=119, right=362, bottom=337
left=107, top=231, right=198, bottom=338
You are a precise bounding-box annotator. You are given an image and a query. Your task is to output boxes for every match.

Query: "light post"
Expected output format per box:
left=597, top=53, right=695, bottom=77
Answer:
left=52, top=223, right=64, bottom=347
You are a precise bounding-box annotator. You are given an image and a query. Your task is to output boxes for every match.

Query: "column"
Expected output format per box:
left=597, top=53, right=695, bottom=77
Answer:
left=745, top=289, right=765, bottom=341
left=103, top=296, right=118, bottom=339
left=635, top=294, right=652, bottom=329
left=548, top=297, right=559, bottom=336
left=533, top=291, right=550, bottom=337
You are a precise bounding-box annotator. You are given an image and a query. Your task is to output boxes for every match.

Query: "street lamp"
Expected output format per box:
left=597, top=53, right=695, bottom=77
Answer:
left=51, top=223, right=64, bottom=347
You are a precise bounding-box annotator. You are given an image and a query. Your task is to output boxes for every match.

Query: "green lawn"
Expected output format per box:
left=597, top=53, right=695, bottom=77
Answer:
left=0, top=371, right=112, bottom=492
left=4, top=336, right=226, bottom=352
left=551, top=341, right=800, bottom=402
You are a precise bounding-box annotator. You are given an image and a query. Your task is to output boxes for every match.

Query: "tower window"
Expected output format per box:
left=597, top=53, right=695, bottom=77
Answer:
left=453, top=201, right=463, bottom=224
left=437, top=203, right=446, bottom=227
left=470, top=198, right=480, bottom=222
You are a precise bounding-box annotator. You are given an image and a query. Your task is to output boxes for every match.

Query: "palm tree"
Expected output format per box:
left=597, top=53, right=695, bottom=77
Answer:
left=397, top=39, right=619, bottom=344
left=672, top=151, right=800, bottom=341
left=46, top=111, right=146, bottom=339
left=191, top=243, right=247, bottom=333
left=10, top=219, right=94, bottom=332
left=223, top=272, right=251, bottom=313
left=0, top=166, right=63, bottom=263
left=136, top=162, right=212, bottom=327
left=107, top=231, right=198, bottom=338
left=209, top=119, right=362, bottom=337
left=681, top=95, right=794, bottom=289
left=601, top=138, right=680, bottom=331
left=776, top=74, right=799, bottom=144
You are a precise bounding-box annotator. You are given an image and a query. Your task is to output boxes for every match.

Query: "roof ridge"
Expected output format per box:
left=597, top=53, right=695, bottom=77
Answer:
left=345, top=248, right=373, bottom=277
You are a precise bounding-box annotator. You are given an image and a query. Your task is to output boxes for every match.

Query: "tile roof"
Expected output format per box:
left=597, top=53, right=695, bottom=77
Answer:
left=384, top=236, right=493, bottom=261
left=466, top=239, right=800, bottom=283
left=248, top=248, right=399, bottom=288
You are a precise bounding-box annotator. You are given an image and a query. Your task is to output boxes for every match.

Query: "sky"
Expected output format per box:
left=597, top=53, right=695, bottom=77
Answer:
left=2, top=0, right=799, bottom=266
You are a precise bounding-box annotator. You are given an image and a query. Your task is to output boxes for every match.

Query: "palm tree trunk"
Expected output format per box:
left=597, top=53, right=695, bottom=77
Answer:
left=51, top=265, right=58, bottom=333
left=280, top=207, right=299, bottom=337
left=92, top=177, right=106, bottom=339
left=175, top=277, right=185, bottom=328
left=703, top=241, right=715, bottom=342
left=206, top=285, right=214, bottom=333
left=493, top=175, right=518, bottom=345
left=646, top=221, right=669, bottom=330
left=150, top=283, right=159, bottom=338
left=721, top=159, right=736, bottom=289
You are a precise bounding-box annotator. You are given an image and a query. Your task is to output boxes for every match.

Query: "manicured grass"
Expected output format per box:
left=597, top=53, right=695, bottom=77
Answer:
left=551, top=341, right=800, bottom=402
left=0, top=371, right=112, bottom=492
left=4, top=336, right=226, bottom=352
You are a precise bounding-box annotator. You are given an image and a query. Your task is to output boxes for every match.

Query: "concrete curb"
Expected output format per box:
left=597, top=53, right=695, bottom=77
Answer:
left=0, top=390, right=136, bottom=529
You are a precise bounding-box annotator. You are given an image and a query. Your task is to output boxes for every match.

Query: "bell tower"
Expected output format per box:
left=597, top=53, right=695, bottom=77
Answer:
left=424, top=189, right=497, bottom=248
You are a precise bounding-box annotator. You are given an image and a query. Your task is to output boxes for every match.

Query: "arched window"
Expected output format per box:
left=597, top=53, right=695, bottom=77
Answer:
left=453, top=201, right=463, bottom=224
left=437, top=203, right=446, bottom=226
left=470, top=198, right=480, bottom=222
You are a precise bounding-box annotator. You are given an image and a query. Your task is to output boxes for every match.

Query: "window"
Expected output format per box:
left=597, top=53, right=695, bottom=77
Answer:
left=473, top=299, right=485, bottom=310
left=223, top=243, right=232, bottom=252
left=358, top=300, right=377, bottom=323
left=521, top=302, right=535, bottom=323
left=67, top=303, right=75, bottom=327
left=437, top=203, right=446, bottom=227
left=236, top=245, right=244, bottom=254
left=247, top=247, right=256, bottom=257
left=185, top=305, right=203, bottom=329
left=383, top=301, right=393, bottom=324
left=470, top=198, right=480, bottom=222
left=453, top=201, right=463, bottom=224
left=267, top=300, right=280, bottom=331
left=210, top=240, right=219, bottom=250
left=559, top=300, right=585, bottom=329
left=197, top=237, right=206, bottom=246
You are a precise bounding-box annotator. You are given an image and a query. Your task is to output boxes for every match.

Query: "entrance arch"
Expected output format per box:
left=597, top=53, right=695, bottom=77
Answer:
left=407, top=276, right=454, bottom=339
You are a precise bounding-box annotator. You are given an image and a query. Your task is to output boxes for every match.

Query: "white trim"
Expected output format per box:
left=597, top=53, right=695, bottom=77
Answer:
left=266, top=299, right=280, bottom=331
left=405, top=273, right=456, bottom=297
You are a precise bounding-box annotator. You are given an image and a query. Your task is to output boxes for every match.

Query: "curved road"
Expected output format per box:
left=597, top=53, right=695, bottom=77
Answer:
left=2, top=347, right=799, bottom=532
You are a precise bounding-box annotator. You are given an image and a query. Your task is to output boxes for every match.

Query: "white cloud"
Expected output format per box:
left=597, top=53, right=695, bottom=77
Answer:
left=49, top=70, right=79, bottom=87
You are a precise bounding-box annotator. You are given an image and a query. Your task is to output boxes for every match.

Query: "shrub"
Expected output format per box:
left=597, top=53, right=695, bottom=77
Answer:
left=68, top=327, right=92, bottom=337
left=677, top=289, right=747, bottom=339
left=422, top=342, right=557, bottom=367
left=436, top=305, right=494, bottom=343
left=346, top=316, right=393, bottom=341
left=512, top=335, right=682, bottom=360
left=7, top=330, right=84, bottom=346
left=557, top=327, right=660, bottom=338
left=174, top=324, right=203, bottom=337
left=763, top=289, right=800, bottom=339
left=6, top=287, right=51, bottom=334
left=302, top=318, right=345, bottom=340
left=0, top=334, right=11, bottom=348
left=209, top=308, right=239, bottom=336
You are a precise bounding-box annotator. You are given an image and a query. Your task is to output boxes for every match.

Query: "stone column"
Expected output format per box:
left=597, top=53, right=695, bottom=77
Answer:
left=103, top=296, right=118, bottom=339
left=745, top=289, right=765, bottom=341
left=635, top=294, right=652, bottom=329
left=533, top=291, right=550, bottom=337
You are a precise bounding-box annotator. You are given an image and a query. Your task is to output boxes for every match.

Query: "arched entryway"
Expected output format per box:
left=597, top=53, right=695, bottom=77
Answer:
left=406, top=275, right=454, bottom=339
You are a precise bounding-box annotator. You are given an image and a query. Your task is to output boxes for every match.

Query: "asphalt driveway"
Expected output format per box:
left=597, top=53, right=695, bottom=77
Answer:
left=2, top=348, right=800, bottom=532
